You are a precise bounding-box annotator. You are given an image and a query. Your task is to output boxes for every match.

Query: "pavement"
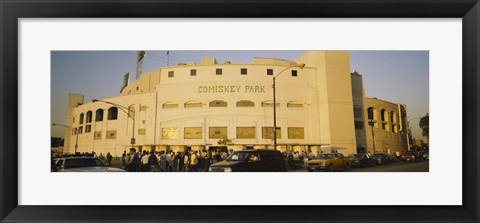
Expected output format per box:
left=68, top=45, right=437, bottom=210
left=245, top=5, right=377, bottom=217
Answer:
left=110, top=159, right=429, bottom=172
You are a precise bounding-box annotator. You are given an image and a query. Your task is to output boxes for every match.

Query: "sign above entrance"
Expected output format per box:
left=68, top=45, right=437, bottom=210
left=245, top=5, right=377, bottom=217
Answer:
left=198, top=85, right=266, bottom=94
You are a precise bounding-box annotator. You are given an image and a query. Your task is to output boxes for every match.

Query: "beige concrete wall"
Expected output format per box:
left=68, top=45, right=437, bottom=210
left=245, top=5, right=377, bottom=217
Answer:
left=296, top=51, right=357, bottom=154
left=69, top=93, right=157, bottom=157
left=364, top=98, right=407, bottom=154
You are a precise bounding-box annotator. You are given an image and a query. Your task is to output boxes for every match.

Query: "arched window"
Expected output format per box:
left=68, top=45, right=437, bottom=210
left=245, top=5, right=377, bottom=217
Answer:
left=107, top=107, right=118, bottom=120
left=367, top=107, right=378, bottom=127
left=209, top=100, right=227, bottom=107
left=261, top=100, right=279, bottom=108
left=86, top=111, right=93, bottom=123
left=79, top=113, right=84, bottom=124
left=367, top=107, right=374, bottom=120
left=236, top=100, right=254, bottom=107
left=95, top=109, right=104, bottom=122
left=381, top=109, right=389, bottom=130
left=184, top=100, right=203, bottom=108
left=381, top=109, right=387, bottom=121
left=287, top=101, right=303, bottom=108
left=163, top=102, right=179, bottom=109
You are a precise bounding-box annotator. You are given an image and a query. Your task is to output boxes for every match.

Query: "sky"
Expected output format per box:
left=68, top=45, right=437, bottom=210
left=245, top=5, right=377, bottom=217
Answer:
left=51, top=50, right=429, bottom=140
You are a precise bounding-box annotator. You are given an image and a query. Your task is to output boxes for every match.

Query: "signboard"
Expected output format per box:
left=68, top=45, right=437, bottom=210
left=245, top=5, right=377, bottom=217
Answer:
left=236, top=127, right=256, bottom=139
left=198, top=85, right=266, bottom=93
left=184, top=127, right=202, bottom=139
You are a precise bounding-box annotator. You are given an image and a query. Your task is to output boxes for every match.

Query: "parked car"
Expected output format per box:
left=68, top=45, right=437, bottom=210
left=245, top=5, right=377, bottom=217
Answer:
left=401, top=152, right=416, bottom=162
left=370, top=153, right=392, bottom=165
left=208, top=149, right=287, bottom=172
left=386, top=154, right=397, bottom=163
left=305, top=153, right=351, bottom=172
left=348, top=153, right=373, bottom=167
left=55, top=157, right=126, bottom=172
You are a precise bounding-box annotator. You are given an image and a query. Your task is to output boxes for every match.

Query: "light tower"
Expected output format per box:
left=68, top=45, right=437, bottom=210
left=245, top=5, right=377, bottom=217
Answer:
left=136, top=51, right=146, bottom=80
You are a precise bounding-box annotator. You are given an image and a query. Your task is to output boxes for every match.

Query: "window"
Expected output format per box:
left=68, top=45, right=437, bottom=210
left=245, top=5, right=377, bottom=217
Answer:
left=267, top=69, right=273, bottom=75
left=261, top=101, right=279, bottom=108
left=107, top=107, right=118, bottom=120
left=86, top=111, right=92, bottom=123
left=291, top=70, right=298, bottom=77
left=72, top=128, right=77, bottom=136
left=390, top=112, right=395, bottom=123
left=190, top=69, right=197, bottom=76
left=168, top=71, right=174, bottom=78
left=73, top=117, right=75, bottom=124
left=85, top=125, right=91, bottom=133
left=162, top=128, right=179, bottom=139
left=355, top=121, right=364, bottom=130
left=94, top=131, right=102, bottom=140
left=136, top=86, right=139, bottom=90
left=287, top=127, right=304, bottom=139
left=184, top=127, right=203, bottom=139
left=162, top=102, right=179, bottom=109
left=367, top=107, right=374, bottom=120
left=78, top=126, right=83, bottom=134
left=106, top=130, right=116, bottom=139
left=95, top=109, right=104, bottom=122
left=381, top=109, right=386, bottom=122
left=287, top=102, right=303, bottom=108
left=262, top=127, right=281, bottom=139
left=216, top=68, right=222, bottom=75
left=236, top=127, right=255, bottom=139
left=209, top=127, right=227, bottom=139
left=241, top=68, right=247, bottom=75
left=185, top=101, right=203, bottom=108
left=209, top=100, right=227, bottom=107
left=236, top=100, right=254, bottom=107
left=138, top=129, right=146, bottom=135
left=79, top=113, right=84, bottom=124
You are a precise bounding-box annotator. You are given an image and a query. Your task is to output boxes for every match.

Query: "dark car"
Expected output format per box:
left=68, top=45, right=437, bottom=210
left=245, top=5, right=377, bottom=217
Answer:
left=371, top=153, right=392, bottom=165
left=348, top=153, right=373, bottom=167
left=401, top=152, right=416, bottom=162
left=208, top=149, right=287, bottom=172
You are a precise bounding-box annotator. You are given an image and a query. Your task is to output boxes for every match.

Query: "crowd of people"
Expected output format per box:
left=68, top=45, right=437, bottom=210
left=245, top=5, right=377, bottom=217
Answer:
left=122, top=148, right=233, bottom=172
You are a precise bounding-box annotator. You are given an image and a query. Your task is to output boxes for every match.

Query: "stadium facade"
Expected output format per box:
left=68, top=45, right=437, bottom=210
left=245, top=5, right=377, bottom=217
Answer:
left=62, top=51, right=409, bottom=157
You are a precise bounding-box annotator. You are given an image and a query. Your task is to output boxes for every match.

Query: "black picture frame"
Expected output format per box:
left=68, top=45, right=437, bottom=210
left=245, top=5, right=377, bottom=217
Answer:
left=1, top=0, right=479, bottom=222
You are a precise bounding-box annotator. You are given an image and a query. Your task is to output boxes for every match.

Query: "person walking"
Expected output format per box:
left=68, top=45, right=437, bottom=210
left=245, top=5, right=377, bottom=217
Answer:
left=140, top=151, right=150, bottom=172
left=184, top=152, right=190, bottom=172
left=190, top=151, right=198, bottom=172
left=148, top=150, right=158, bottom=172
left=159, top=151, right=167, bottom=172
left=178, top=152, right=184, bottom=172
left=204, top=151, right=212, bottom=172
left=106, top=152, right=113, bottom=166
left=127, top=148, right=139, bottom=172
left=121, top=151, right=127, bottom=169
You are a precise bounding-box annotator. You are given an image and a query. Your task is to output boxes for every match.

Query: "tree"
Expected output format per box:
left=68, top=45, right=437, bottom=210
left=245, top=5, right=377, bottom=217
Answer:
left=419, top=113, right=429, bottom=143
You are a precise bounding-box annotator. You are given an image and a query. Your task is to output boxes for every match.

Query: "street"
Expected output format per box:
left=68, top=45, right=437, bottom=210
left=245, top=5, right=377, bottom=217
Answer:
left=110, top=159, right=428, bottom=172
left=290, top=160, right=429, bottom=172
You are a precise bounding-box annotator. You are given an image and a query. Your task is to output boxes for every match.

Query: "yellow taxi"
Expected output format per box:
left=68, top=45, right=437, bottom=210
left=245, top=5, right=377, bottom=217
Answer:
left=306, top=153, right=351, bottom=172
